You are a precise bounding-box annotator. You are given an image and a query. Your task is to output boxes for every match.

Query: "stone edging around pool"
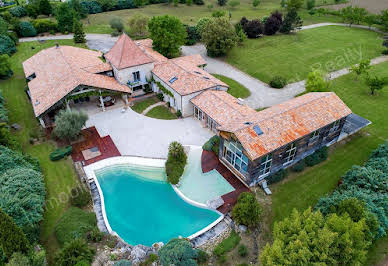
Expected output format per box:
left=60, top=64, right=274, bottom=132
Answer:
left=83, top=155, right=225, bottom=246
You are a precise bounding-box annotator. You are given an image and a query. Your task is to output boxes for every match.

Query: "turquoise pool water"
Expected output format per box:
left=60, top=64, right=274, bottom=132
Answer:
left=95, top=164, right=221, bottom=246
left=178, top=147, right=235, bottom=204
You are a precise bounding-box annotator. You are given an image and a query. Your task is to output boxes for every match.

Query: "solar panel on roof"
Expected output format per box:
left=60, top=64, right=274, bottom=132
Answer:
left=253, top=125, right=263, bottom=136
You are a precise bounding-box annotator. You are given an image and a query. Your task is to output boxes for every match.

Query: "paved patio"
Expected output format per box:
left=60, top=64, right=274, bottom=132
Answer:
left=85, top=107, right=214, bottom=158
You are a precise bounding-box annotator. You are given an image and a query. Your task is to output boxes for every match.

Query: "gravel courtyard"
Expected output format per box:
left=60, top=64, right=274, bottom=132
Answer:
left=85, top=107, right=213, bottom=158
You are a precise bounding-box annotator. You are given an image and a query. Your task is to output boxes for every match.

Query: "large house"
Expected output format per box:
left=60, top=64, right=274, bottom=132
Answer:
left=23, top=34, right=369, bottom=187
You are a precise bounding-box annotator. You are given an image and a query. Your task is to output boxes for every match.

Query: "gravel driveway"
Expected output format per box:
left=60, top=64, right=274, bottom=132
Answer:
left=86, top=107, right=213, bottom=158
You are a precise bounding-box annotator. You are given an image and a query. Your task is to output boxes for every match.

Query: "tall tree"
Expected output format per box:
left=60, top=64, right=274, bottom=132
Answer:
left=38, top=0, right=52, bottom=16
left=279, top=8, right=302, bottom=33
left=56, top=3, right=74, bottom=33
left=148, top=15, right=187, bottom=58
left=52, top=109, right=88, bottom=142
left=0, top=208, right=29, bottom=259
left=73, top=17, right=86, bottom=43
left=201, top=17, right=237, bottom=57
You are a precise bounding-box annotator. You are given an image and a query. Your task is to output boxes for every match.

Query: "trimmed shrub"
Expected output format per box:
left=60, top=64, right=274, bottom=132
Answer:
left=49, top=146, right=72, bottom=161
left=18, top=21, right=37, bottom=37
left=70, top=186, right=91, bottom=207
left=267, top=168, right=288, bottom=184
left=0, top=34, right=16, bottom=55
left=232, top=192, right=262, bottom=227
left=243, top=19, right=263, bottom=38
left=55, top=238, right=95, bottom=266
left=305, top=146, right=328, bottom=167
left=291, top=159, right=305, bottom=172
left=159, top=238, right=198, bottom=266
left=9, top=6, right=27, bottom=18
left=269, top=76, right=287, bottom=88
left=80, top=1, right=103, bottom=14
left=55, top=207, right=97, bottom=246
left=213, top=230, right=240, bottom=257
left=32, top=19, right=57, bottom=33
left=238, top=244, right=248, bottom=257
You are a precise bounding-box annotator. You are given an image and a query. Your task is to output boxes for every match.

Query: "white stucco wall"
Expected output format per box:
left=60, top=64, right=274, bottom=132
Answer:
left=110, top=62, right=154, bottom=85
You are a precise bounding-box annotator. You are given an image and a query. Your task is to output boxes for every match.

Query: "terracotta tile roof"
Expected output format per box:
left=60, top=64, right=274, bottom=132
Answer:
left=105, top=34, right=154, bottom=69
left=152, top=58, right=227, bottom=95
left=135, top=39, right=168, bottom=64
left=23, top=45, right=130, bottom=117
left=171, top=54, right=207, bottom=67
left=191, top=90, right=257, bottom=126
left=218, top=92, right=352, bottom=160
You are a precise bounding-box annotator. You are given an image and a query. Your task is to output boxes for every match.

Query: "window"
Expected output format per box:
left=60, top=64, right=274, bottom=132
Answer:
left=258, top=154, right=272, bottom=177
left=194, top=106, right=203, bottom=121
left=223, top=140, right=249, bottom=175
left=329, top=120, right=341, bottom=133
left=206, top=116, right=218, bottom=132
left=133, top=71, right=140, bottom=82
left=309, top=130, right=320, bottom=144
left=284, top=143, right=297, bottom=165
left=169, top=77, right=178, bottom=83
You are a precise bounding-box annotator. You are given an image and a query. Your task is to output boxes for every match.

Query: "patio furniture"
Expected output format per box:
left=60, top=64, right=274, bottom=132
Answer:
left=261, top=180, right=272, bottom=195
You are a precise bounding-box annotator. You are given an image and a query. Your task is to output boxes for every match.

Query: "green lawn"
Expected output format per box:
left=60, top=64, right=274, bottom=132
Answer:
left=0, top=40, right=86, bottom=263
left=227, top=26, right=383, bottom=83
left=213, top=74, right=251, bottom=98
left=146, top=105, right=178, bottom=119
left=131, top=97, right=159, bottom=113
left=82, top=0, right=343, bottom=33
left=270, top=61, right=388, bottom=264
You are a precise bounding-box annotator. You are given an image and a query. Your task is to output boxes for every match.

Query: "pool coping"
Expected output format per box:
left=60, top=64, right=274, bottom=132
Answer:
left=83, top=155, right=224, bottom=245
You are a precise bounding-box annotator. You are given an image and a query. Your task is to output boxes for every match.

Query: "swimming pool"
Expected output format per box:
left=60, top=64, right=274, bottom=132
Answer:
left=94, top=162, right=222, bottom=246
left=178, top=146, right=235, bottom=204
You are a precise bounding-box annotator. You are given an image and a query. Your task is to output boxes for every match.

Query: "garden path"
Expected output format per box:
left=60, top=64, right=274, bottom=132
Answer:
left=141, top=101, right=166, bottom=115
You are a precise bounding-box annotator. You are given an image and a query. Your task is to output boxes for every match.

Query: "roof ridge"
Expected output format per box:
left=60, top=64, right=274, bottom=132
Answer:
left=170, top=59, right=218, bottom=87
left=57, top=46, right=83, bottom=85
left=118, top=34, right=126, bottom=69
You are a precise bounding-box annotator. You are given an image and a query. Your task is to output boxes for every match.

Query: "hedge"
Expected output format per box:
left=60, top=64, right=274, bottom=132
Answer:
left=32, top=19, right=57, bottom=33
left=0, top=34, right=16, bottom=55
left=49, top=146, right=72, bottom=161
left=9, top=6, right=26, bottom=17
left=55, top=207, right=97, bottom=246
left=305, top=146, right=328, bottom=167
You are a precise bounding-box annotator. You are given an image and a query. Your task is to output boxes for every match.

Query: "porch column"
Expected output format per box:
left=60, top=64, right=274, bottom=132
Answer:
left=66, top=100, right=71, bottom=111
left=39, top=117, right=46, bottom=128
left=123, top=94, right=129, bottom=105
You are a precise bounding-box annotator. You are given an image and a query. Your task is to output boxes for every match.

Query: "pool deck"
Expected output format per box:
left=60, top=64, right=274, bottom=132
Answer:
left=71, top=126, right=121, bottom=165
left=201, top=150, right=250, bottom=214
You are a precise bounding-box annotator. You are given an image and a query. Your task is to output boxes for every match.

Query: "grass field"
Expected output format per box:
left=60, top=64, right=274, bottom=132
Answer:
left=0, top=40, right=86, bottom=264
left=82, top=0, right=343, bottom=33
left=227, top=25, right=384, bottom=83
left=270, top=61, right=388, bottom=264
left=146, top=105, right=178, bottom=119
left=212, top=74, right=251, bottom=98
left=131, top=97, right=160, bottom=113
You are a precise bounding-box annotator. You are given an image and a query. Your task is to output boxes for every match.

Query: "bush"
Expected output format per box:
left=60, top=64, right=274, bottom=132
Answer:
left=202, top=135, right=220, bottom=154
left=32, top=19, right=57, bottom=33
left=243, top=19, right=263, bottom=38
left=238, top=244, right=248, bottom=257
left=80, top=1, right=103, bottom=14
left=269, top=76, right=287, bottom=88
left=165, top=142, right=187, bottom=184
left=55, top=207, right=97, bottom=246
left=18, top=21, right=37, bottom=37
left=291, top=159, right=305, bottom=172
left=25, top=4, right=39, bottom=19
left=264, top=11, right=282, bottom=35
left=53, top=109, right=88, bottom=141
left=156, top=93, right=164, bottom=101
left=213, top=230, right=240, bottom=257
left=158, top=238, right=198, bottom=266
left=0, top=34, right=16, bottom=55
left=197, top=250, right=208, bottom=263
left=114, top=260, right=132, bottom=266
left=305, top=146, right=328, bottom=167
left=9, top=6, right=26, bottom=17
left=0, top=54, right=13, bottom=79
left=267, top=168, right=288, bottom=184
left=232, top=192, right=262, bottom=227
left=70, top=186, right=91, bottom=207
left=185, top=25, right=200, bottom=45
left=49, top=145, right=72, bottom=161
left=87, top=228, right=104, bottom=243
left=55, top=238, right=95, bottom=266
left=110, top=17, right=124, bottom=33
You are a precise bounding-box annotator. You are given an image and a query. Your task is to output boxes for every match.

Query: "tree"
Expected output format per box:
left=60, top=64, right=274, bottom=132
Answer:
left=38, top=0, right=52, bottom=16
left=364, top=14, right=377, bottom=29
left=228, top=0, right=239, bottom=9
left=235, top=22, right=247, bottom=45
left=69, top=0, right=87, bottom=18
left=158, top=238, right=198, bottom=266
left=52, top=109, right=88, bottom=142
left=185, top=25, right=200, bottom=45
left=127, top=14, right=149, bottom=38
left=217, top=0, right=227, bottom=6
left=306, top=0, right=315, bottom=10
left=110, top=17, right=124, bottom=33
left=0, top=208, right=29, bottom=260
left=195, top=17, right=211, bottom=36
left=252, top=0, right=260, bottom=8
left=148, top=15, right=187, bottom=58
left=73, top=17, right=86, bottom=43
left=279, top=8, right=302, bottom=33
left=55, top=239, right=95, bottom=266
left=364, top=74, right=387, bottom=95
left=0, top=54, right=12, bottom=79
left=243, top=19, right=263, bottom=38
left=56, top=3, right=74, bottom=33
left=264, top=11, right=282, bottom=35
left=305, top=70, right=330, bottom=92
left=349, top=59, right=370, bottom=78
left=232, top=192, right=262, bottom=227
left=260, top=208, right=372, bottom=266
left=286, top=0, right=303, bottom=10
left=341, top=6, right=368, bottom=26
left=201, top=17, right=237, bottom=57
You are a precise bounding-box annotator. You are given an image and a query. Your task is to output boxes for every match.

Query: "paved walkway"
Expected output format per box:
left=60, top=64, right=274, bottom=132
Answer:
left=141, top=102, right=166, bottom=115
left=85, top=107, right=213, bottom=158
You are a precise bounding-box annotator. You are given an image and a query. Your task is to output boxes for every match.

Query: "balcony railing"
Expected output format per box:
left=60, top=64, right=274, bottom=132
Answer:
left=127, top=79, right=147, bottom=88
